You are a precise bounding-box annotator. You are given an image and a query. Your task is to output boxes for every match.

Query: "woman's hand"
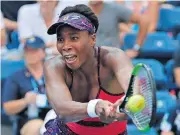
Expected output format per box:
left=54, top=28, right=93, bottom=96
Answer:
left=112, top=98, right=128, bottom=121
left=95, top=100, right=116, bottom=123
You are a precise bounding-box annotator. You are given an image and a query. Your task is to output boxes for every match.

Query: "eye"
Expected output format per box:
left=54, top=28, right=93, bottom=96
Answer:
left=57, top=37, right=64, bottom=43
left=71, top=36, right=79, bottom=41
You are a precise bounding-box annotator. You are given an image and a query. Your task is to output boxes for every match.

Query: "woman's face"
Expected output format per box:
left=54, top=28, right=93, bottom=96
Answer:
left=24, top=47, right=45, bottom=65
left=56, top=26, right=96, bottom=70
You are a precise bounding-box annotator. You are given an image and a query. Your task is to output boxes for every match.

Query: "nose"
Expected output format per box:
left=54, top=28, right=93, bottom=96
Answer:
left=62, top=41, right=72, bottom=52
left=62, top=46, right=72, bottom=52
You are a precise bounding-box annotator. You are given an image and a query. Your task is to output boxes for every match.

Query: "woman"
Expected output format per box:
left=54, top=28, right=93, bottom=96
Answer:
left=43, top=4, right=133, bottom=135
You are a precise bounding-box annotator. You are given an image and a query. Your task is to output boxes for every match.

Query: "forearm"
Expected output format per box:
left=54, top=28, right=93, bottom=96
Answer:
left=3, top=98, right=27, bottom=115
left=52, top=101, right=88, bottom=123
left=136, top=16, right=149, bottom=46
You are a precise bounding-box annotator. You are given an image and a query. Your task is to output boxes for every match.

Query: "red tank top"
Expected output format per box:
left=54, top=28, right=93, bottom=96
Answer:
left=66, top=47, right=127, bottom=135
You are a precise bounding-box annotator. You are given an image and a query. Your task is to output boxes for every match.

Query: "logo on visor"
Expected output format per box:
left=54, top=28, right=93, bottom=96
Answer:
left=63, top=16, right=69, bottom=21
left=71, top=15, right=81, bottom=20
left=63, top=15, right=81, bottom=21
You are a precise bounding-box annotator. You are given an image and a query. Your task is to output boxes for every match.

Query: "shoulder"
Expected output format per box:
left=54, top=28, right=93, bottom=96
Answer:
left=101, top=46, right=125, bottom=59
left=100, top=46, right=131, bottom=68
left=44, top=55, right=66, bottom=73
left=6, top=68, right=26, bottom=83
left=18, top=3, right=39, bottom=17
left=44, top=55, right=71, bottom=86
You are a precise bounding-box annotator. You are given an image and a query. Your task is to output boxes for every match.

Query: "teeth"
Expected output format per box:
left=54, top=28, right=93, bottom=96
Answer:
left=65, top=55, right=76, bottom=61
left=66, top=56, right=72, bottom=58
left=70, top=57, right=75, bottom=60
left=65, top=55, right=74, bottom=58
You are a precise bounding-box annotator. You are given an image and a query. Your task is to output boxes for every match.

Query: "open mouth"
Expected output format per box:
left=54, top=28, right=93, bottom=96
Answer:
left=64, top=55, right=77, bottom=64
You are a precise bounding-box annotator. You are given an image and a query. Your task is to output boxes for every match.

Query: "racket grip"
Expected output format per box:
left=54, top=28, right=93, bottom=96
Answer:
left=116, top=106, right=120, bottom=113
left=116, top=95, right=125, bottom=113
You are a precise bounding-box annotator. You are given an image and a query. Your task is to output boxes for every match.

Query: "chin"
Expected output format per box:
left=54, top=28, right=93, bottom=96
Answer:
left=66, top=63, right=81, bottom=71
left=67, top=65, right=80, bottom=71
left=64, top=57, right=81, bottom=70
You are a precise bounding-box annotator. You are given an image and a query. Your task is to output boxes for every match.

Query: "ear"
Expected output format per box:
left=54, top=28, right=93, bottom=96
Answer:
left=89, top=34, right=96, bottom=47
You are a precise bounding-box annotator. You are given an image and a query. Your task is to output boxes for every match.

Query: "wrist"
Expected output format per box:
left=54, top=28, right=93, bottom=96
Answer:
left=87, top=99, right=102, bottom=118
left=133, top=44, right=141, bottom=51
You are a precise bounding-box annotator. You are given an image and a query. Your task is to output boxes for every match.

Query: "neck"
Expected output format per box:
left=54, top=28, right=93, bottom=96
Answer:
left=27, top=62, right=43, bottom=80
left=89, top=2, right=104, bottom=16
left=79, top=47, right=98, bottom=77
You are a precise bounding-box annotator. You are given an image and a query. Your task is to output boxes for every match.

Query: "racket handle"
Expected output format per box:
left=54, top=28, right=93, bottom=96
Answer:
left=116, top=95, right=126, bottom=113
left=116, top=105, right=120, bottom=113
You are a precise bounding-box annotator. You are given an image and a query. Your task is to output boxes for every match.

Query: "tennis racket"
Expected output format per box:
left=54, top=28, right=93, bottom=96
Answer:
left=117, top=63, right=156, bottom=131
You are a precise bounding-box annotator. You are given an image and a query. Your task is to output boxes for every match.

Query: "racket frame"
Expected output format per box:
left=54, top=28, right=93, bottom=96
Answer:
left=118, top=63, right=157, bottom=129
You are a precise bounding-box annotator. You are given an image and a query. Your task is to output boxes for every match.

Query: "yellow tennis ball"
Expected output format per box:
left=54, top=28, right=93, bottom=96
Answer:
left=127, top=95, right=145, bottom=113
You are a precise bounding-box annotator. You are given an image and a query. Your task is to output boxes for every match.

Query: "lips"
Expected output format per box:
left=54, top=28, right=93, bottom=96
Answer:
left=64, top=54, right=77, bottom=64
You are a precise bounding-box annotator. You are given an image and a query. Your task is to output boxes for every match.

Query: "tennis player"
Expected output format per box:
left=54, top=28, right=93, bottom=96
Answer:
left=43, top=4, right=133, bottom=135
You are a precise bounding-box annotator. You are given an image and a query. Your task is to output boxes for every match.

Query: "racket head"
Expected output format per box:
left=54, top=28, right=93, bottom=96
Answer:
left=118, top=63, right=156, bottom=131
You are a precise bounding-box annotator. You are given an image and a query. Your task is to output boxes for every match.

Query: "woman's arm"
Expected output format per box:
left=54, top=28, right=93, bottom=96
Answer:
left=104, top=48, right=133, bottom=120
left=106, top=48, right=133, bottom=92
left=44, top=58, right=88, bottom=122
left=45, top=56, right=118, bottom=123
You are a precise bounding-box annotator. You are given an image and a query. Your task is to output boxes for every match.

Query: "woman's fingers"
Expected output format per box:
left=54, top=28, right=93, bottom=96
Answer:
left=113, top=96, right=125, bottom=112
left=95, top=100, right=127, bottom=123
left=96, top=100, right=113, bottom=117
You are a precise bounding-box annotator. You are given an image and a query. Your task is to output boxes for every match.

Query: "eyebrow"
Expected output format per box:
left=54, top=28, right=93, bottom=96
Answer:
left=69, top=32, right=79, bottom=35
left=58, top=31, right=80, bottom=37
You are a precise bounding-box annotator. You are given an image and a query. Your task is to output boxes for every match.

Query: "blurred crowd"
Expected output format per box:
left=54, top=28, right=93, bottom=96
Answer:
left=1, top=0, right=180, bottom=135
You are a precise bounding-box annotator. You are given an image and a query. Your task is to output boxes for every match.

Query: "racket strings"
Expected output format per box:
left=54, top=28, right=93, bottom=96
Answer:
left=126, top=70, right=154, bottom=130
